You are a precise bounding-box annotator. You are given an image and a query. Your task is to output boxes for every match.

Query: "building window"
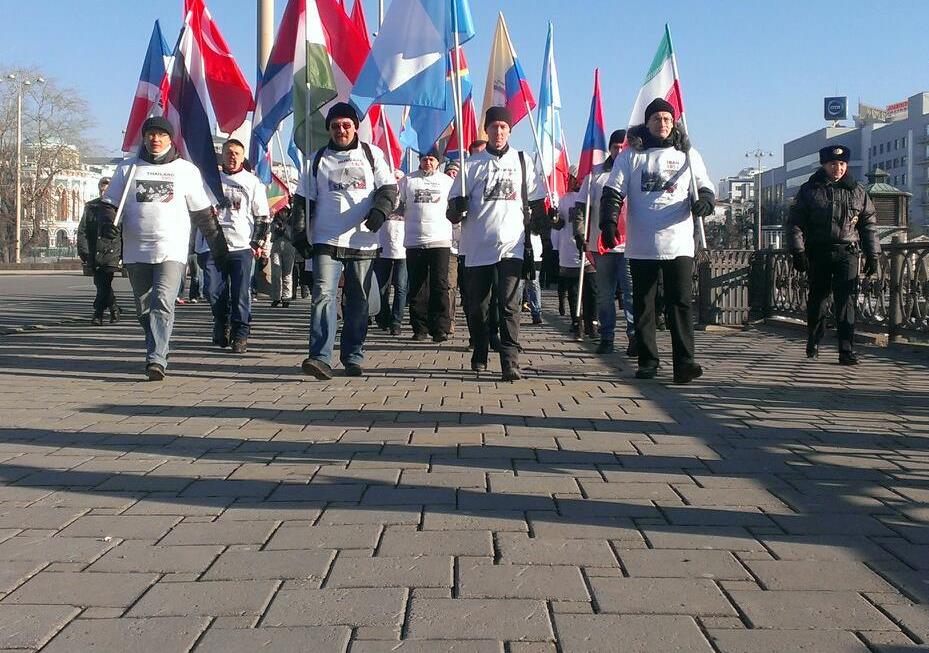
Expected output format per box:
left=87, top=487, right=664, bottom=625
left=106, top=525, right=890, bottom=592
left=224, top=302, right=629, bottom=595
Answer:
left=902, top=136, right=907, bottom=147
left=902, top=173, right=907, bottom=185
left=879, top=143, right=884, bottom=154
left=894, top=158, right=899, bottom=168
left=894, top=139, right=898, bottom=150
left=902, top=155, right=908, bottom=166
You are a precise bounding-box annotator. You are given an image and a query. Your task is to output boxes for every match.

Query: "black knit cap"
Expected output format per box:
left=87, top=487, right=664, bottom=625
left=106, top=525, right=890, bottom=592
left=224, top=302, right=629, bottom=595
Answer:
left=421, top=148, right=444, bottom=163
left=819, top=145, right=851, bottom=164
left=644, top=98, right=676, bottom=122
left=484, top=106, right=513, bottom=129
left=141, top=116, right=174, bottom=139
left=326, top=102, right=360, bottom=129
left=609, top=129, right=626, bottom=146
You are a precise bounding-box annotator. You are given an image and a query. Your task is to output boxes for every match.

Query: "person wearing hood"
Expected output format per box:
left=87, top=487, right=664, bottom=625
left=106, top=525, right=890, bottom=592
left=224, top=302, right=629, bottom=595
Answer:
left=290, top=102, right=398, bottom=380
left=574, top=128, right=636, bottom=356
left=77, top=176, right=122, bottom=326
left=96, top=116, right=221, bottom=381
left=788, top=145, right=879, bottom=365
left=600, top=99, right=715, bottom=384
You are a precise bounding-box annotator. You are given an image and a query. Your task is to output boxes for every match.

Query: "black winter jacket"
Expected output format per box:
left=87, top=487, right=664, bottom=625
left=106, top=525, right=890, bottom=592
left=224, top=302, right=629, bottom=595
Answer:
left=788, top=168, right=879, bottom=257
left=76, top=197, right=106, bottom=265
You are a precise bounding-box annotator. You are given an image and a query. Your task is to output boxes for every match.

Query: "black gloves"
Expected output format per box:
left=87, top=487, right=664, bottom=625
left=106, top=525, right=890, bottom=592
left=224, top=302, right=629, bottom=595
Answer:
left=792, top=251, right=808, bottom=274
left=574, top=234, right=587, bottom=255
left=250, top=221, right=270, bottom=251
left=600, top=222, right=618, bottom=250
left=599, top=187, right=624, bottom=251
left=363, top=208, right=387, bottom=233
left=447, top=196, right=468, bottom=224
left=691, top=188, right=715, bottom=218
left=863, top=256, right=878, bottom=277
left=290, top=196, right=314, bottom=258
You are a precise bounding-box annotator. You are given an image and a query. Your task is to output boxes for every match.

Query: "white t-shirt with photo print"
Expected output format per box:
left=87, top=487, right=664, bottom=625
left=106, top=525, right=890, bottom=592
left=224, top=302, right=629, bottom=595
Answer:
left=400, top=169, right=453, bottom=248
left=103, top=156, right=212, bottom=265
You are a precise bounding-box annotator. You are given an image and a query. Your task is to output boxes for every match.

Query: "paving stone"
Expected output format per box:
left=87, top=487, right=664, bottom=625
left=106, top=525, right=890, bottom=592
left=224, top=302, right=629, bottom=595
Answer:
left=127, top=580, right=277, bottom=617
left=41, top=616, right=209, bottom=652
left=728, top=590, right=898, bottom=630
left=527, top=516, right=641, bottom=541
left=265, top=524, right=382, bottom=550
left=497, top=533, right=617, bottom=566
left=618, top=549, right=751, bottom=580
left=262, top=588, right=406, bottom=628
left=745, top=560, right=895, bottom=591
left=458, top=559, right=589, bottom=601
left=377, top=529, right=493, bottom=556
left=192, top=625, right=351, bottom=653
left=0, top=561, right=44, bottom=593
left=707, top=629, right=871, bottom=652
left=0, top=604, right=79, bottom=650
left=553, top=614, right=714, bottom=652
left=590, top=577, right=736, bottom=616
left=421, top=511, right=527, bottom=532
left=876, top=602, right=929, bottom=642
left=202, top=549, right=334, bottom=580
left=4, top=571, right=157, bottom=607
left=326, top=555, right=452, bottom=588
left=58, top=514, right=180, bottom=540
left=643, top=526, right=766, bottom=551
left=405, top=598, right=553, bottom=641
left=350, top=641, right=503, bottom=652
left=87, top=542, right=222, bottom=574
left=216, top=502, right=322, bottom=522
left=761, top=535, right=895, bottom=561
left=158, top=520, right=278, bottom=546
left=123, top=497, right=231, bottom=516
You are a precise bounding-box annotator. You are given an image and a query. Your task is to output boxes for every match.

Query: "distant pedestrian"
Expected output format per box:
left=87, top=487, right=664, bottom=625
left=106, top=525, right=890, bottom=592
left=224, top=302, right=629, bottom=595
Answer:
left=77, top=176, right=122, bottom=326
left=374, top=174, right=408, bottom=335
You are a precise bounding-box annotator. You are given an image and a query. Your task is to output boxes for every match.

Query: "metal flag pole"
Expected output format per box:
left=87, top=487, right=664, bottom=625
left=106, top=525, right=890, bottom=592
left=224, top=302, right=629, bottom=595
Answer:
left=575, top=178, right=592, bottom=321
left=112, top=165, right=138, bottom=227
left=273, top=129, right=293, bottom=190
left=664, top=24, right=707, bottom=250
left=451, top=0, right=468, bottom=198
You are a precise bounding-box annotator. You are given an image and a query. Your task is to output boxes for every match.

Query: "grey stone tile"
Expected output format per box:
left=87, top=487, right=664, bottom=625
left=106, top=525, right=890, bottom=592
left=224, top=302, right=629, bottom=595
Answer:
left=41, top=616, right=209, bottom=653
left=728, top=590, right=898, bottom=630
left=126, top=580, right=277, bottom=617
left=708, top=629, right=871, bottom=653
left=553, top=614, right=714, bottom=653
left=192, top=625, right=350, bottom=653
left=589, top=577, right=736, bottom=616
left=4, top=571, right=158, bottom=607
left=326, top=555, right=452, bottom=588
left=262, top=588, right=406, bottom=628
left=87, top=542, right=222, bottom=574
left=0, top=604, right=79, bottom=650
left=458, top=560, right=589, bottom=601
left=405, top=598, right=553, bottom=641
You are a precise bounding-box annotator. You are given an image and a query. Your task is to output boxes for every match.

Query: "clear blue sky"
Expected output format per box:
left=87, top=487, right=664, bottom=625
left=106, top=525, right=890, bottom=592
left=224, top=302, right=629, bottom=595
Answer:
left=3, top=1, right=928, bottom=182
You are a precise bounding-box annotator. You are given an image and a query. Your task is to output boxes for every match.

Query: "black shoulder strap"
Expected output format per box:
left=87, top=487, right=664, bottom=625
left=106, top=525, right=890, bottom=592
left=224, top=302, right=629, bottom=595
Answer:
left=313, top=143, right=377, bottom=182
left=518, top=151, right=529, bottom=213
left=311, top=146, right=327, bottom=179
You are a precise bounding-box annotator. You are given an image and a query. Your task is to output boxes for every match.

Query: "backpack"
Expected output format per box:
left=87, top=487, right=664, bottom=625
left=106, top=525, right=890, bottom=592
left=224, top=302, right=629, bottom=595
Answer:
left=312, top=142, right=377, bottom=181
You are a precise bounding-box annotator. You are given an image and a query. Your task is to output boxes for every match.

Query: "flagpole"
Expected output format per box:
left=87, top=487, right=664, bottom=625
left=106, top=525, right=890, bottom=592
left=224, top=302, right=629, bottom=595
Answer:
left=575, top=180, right=592, bottom=321
left=451, top=0, right=468, bottom=198
left=665, top=24, right=707, bottom=251
left=379, top=110, right=396, bottom=171
left=303, top=4, right=312, bottom=244
left=273, top=129, right=293, bottom=190
left=499, top=13, right=553, bottom=203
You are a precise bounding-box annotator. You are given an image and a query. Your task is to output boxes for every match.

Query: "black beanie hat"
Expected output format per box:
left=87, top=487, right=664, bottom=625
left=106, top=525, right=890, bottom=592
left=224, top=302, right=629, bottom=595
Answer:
left=819, top=145, right=851, bottom=164
left=141, top=116, right=174, bottom=139
left=609, top=129, right=626, bottom=146
left=421, top=148, right=444, bottom=163
left=326, top=102, right=360, bottom=129
left=484, top=106, right=513, bottom=129
left=644, top=98, right=676, bottom=123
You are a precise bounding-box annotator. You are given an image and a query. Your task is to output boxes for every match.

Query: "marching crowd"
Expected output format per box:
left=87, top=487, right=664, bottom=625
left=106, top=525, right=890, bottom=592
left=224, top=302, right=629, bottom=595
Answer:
left=77, top=97, right=880, bottom=384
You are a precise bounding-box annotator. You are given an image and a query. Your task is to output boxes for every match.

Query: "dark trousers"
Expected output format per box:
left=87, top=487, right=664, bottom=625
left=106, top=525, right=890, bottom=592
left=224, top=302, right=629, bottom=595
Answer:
left=200, top=249, right=254, bottom=342
left=630, top=257, right=695, bottom=370
left=373, top=257, right=408, bottom=329
left=406, top=247, right=451, bottom=337
left=92, top=268, right=117, bottom=316
left=807, top=245, right=859, bottom=353
left=560, top=268, right=596, bottom=329
left=464, top=258, right=523, bottom=368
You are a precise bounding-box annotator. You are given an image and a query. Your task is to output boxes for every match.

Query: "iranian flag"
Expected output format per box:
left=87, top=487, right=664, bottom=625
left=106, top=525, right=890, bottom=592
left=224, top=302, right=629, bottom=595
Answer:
left=627, top=24, right=684, bottom=127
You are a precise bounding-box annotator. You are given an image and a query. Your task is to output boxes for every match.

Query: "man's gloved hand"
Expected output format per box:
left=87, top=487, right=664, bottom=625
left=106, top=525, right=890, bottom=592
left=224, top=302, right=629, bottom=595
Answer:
left=447, top=196, right=468, bottom=224
left=863, top=255, right=878, bottom=277
left=600, top=221, right=618, bottom=250
left=363, top=208, right=387, bottom=233
left=691, top=188, right=716, bottom=218
left=573, top=234, right=586, bottom=255
left=792, top=250, right=808, bottom=274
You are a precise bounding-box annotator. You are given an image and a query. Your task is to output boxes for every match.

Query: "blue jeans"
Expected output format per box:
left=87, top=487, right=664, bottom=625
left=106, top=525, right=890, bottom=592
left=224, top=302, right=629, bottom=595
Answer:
left=187, top=254, right=203, bottom=301
left=524, top=263, right=542, bottom=319
left=200, top=249, right=254, bottom=341
left=593, top=252, right=634, bottom=341
left=309, top=252, right=374, bottom=367
left=126, top=261, right=186, bottom=368
left=373, top=258, right=408, bottom=328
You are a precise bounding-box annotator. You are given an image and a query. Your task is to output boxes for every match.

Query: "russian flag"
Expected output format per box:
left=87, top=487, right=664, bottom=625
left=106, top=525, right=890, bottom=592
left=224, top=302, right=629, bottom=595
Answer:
left=164, top=15, right=224, bottom=203
left=577, top=68, right=607, bottom=184
left=480, top=12, right=535, bottom=136
left=121, top=21, right=171, bottom=153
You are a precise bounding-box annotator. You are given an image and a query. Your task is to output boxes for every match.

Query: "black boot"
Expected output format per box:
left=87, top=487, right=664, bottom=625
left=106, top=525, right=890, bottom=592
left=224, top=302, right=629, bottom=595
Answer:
left=839, top=351, right=859, bottom=365
left=109, top=306, right=121, bottom=324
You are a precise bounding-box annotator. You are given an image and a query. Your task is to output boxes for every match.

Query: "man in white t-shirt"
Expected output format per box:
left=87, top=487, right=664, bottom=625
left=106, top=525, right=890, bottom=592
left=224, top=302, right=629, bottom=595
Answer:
left=290, top=103, right=398, bottom=379
left=374, top=169, right=408, bottom=335
left=447, top=107, right=553, bottom=381
left=600, top=98, right=715, bottom=384
left=98, top=116, right=219, bottom=381
left=401, top=149, right=455, bottom=342
left=197, top=139, right=270, bottom=354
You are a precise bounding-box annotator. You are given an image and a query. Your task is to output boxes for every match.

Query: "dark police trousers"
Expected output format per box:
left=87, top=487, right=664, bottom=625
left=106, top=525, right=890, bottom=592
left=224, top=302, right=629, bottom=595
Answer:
left=630, top=256, right=695, bottom=370
left=464, top=258, right=523, bottom=369
left=806, top=244, right=859, bottom=354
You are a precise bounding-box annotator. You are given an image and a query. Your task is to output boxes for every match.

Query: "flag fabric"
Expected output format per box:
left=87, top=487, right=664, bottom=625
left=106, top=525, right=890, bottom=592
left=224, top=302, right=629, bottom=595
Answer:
left=164, top=16, right=224, bottom=203
left=480, top=13, right=535, bottom=139
left=252, top=0, right=338, bottom=155
left=266, top=171, right=291, bottom=214
left=349, top=0, right=371, bottom=43
left=349, top=0, right=475, bottom=115
left=535, top=22, right=568, bottom=198
left=404, top=46, right=473, bottom=155
left=184, top=0, right=254, bottom=133
left=287, top=128, right=303, bottom=172
left=121, top=21, right=171, bottom=153
left=442, top=94, right=476, bottom=159
left=253, top=137, right=273, bottom=184
left=577, top=68, right=607, bottom=184
left=627, top=24, right=684, bottom=127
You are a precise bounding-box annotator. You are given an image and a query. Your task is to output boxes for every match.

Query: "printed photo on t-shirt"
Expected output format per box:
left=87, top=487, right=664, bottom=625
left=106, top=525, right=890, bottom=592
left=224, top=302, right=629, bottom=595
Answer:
left=413, top=188, right=441, bottom=204
left=135, top=180, right=175, bottom=203
left=641, top=159, right=684, bottom=194
left=223, top=185, right=245, bottom=211
left=329, top=163, right=368, bottom=192
left=483, top=168, right=517, bottom=201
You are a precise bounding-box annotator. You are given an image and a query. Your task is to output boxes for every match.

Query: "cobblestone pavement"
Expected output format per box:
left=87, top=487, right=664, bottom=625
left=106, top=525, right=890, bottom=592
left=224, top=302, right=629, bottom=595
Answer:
left=1, top=279, right=928, bottom=652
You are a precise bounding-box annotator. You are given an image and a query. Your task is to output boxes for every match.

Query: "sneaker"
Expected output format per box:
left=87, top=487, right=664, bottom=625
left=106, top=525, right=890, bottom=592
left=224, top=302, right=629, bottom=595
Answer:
left=673, top=362, right=704, bottom=385
left=838, top=351, right=859, bottom=366
left=501, top=364, right=522, bottom=382
left=389, top=325, right=401, bottom=336
left=109, top=306, right=122, bottom=324
left=635, top=363, right=659, bottom=380
left=471, top=361, right=487, bottom=373
left=301, top=357, right=333, bottom=380
left=281, top=300, right=290, bottom=308
left=271, top=300, right=280, bottom=308
left=531, top=315, right=543, bottom=325
left=175, top=298, right=188, bottom=305
left=145, top=363, right=166, bottom=381
left=188, top=298, right=199, bottom=304
left=412, top=332, right=429, bottom=341
left=626, top=335, right=639, bottom=358
left=213, top=326, right=231, bottom=348
left=301, top=286, right=310, bottom=298
left=584, top=324, right=597, bottom=339
left=596, top=339, right=614, bottom=354
left=231, top=339, right=247, bottom=354
left=91, top=314, right=104, bottom=326
left=344, top=363, right=363, bottom=377
left=432, top=333, right=448, bottom=343
left=806, top=344, right=819, bottom=359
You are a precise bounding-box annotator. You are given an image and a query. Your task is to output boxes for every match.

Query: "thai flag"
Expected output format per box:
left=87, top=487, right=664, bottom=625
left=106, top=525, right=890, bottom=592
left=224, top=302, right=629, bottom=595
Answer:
left=121, top=21, right=171, bottom=153
left=577, top=68, right=607, bottom=184
left=350, top=0, right=475, bottom=115
left=164, top=15, right=224, bottom=203
left=535, top=22, right=569, bottom=198
left=480, top=13, right=535, bottom=135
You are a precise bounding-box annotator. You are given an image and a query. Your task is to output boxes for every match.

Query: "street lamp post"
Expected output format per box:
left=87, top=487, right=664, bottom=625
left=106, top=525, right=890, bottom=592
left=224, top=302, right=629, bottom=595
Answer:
left=5, top=74, right=45, bottom=264
left=745, top=148, right=773, bottom=250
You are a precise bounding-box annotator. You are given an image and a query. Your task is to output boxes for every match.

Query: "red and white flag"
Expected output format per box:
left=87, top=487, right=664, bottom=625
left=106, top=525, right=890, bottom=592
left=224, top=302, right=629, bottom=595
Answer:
left=627, top=24, right=684, bottom=127
left=122, top=21, right=171, bottom=153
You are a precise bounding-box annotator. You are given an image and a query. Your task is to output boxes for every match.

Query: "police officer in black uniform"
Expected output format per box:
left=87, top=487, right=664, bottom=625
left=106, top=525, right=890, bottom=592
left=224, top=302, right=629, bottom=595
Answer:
left=788, top=145, right=880, bottom=365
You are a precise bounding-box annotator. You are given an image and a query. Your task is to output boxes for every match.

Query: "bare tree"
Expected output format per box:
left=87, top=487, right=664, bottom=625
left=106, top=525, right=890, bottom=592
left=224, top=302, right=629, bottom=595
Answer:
left=0, top=67, right=95, bottom=262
